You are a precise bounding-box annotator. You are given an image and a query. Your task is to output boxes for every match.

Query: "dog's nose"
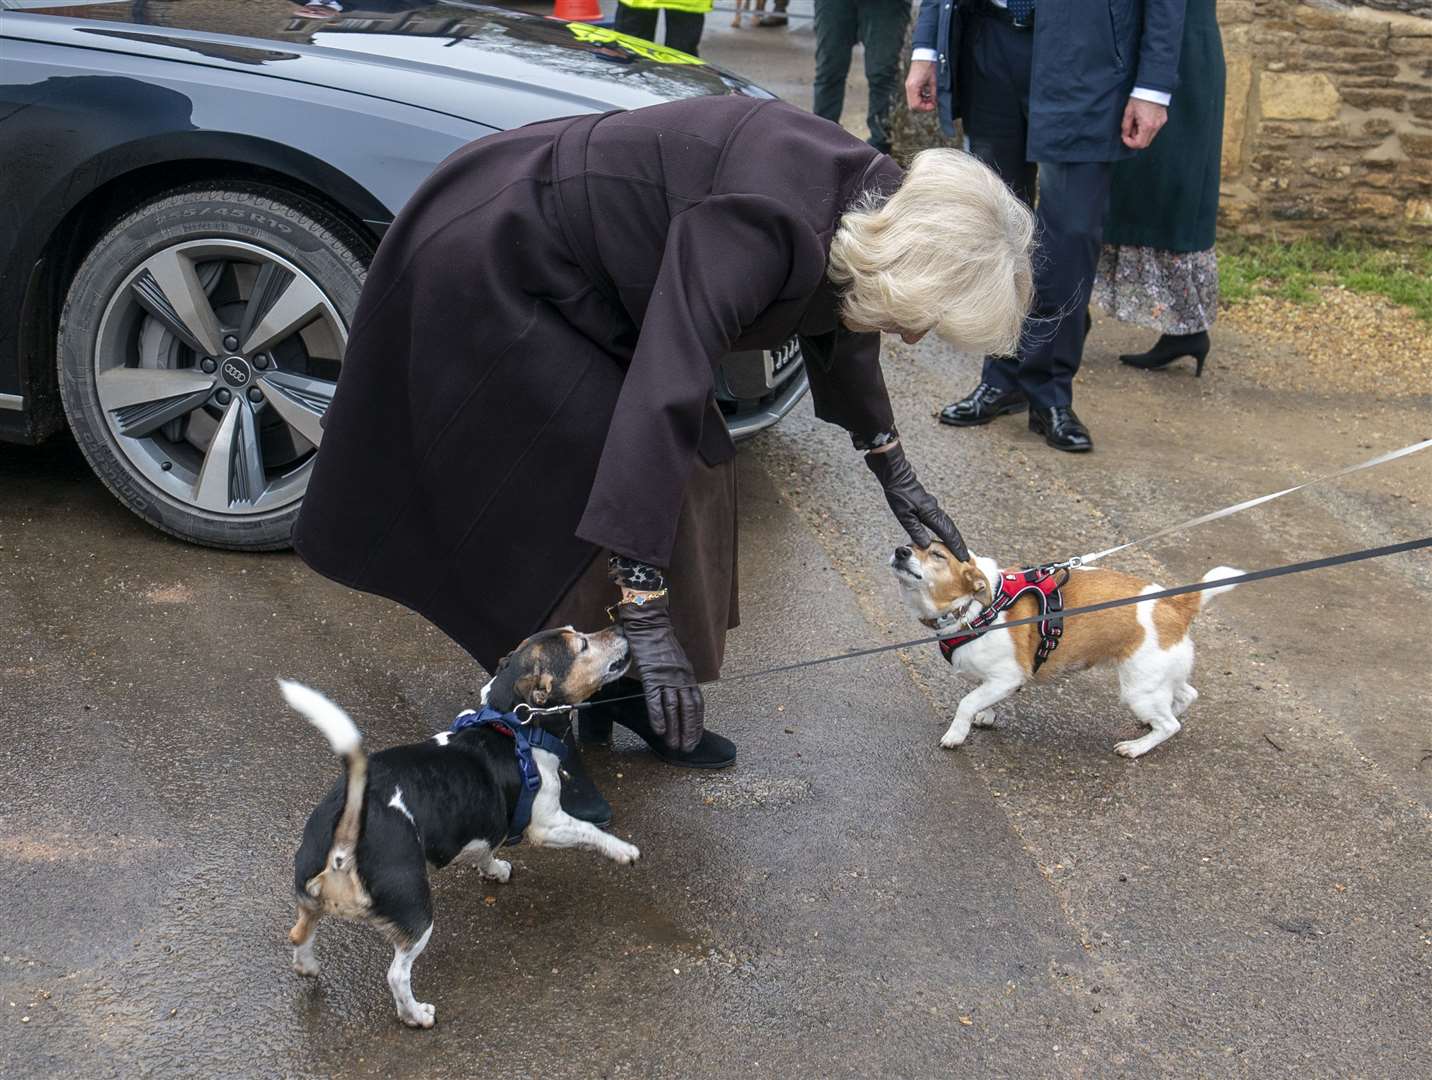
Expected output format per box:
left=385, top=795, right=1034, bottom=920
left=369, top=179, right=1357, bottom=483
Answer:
left=895, top=546, right=912, bottom=561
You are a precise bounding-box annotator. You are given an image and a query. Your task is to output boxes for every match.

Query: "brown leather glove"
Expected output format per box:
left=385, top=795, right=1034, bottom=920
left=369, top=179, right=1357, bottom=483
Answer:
left=864, top=441, right=970, bottom=561
left=613, top=592, right=704, bottom=752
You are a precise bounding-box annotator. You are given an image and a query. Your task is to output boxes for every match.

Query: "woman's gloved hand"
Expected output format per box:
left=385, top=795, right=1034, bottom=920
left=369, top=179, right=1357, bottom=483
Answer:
left=613, top=591, right=704, bottom=752
left=863, top=440, right=970, bottom=560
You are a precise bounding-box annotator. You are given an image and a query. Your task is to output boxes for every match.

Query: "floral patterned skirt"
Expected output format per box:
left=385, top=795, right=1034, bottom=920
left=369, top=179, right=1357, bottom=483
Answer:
left=1091, top=245, right=1219, bottom=336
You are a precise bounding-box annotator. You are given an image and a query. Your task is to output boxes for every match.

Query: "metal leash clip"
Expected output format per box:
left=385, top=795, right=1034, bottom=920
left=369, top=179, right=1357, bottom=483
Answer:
left=512, top=702, right=578, bottom=725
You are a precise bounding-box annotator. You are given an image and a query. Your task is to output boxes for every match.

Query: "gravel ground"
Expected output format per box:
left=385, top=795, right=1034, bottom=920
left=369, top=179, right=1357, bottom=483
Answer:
left=1217, top=288, right=1431, bottom=400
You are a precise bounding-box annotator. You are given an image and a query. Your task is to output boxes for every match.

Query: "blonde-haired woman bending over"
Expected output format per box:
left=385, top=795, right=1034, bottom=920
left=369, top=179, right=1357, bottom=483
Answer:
left=294, top=98, right=1034, bottom=811
left=831, top=147, right=1035, bottom=354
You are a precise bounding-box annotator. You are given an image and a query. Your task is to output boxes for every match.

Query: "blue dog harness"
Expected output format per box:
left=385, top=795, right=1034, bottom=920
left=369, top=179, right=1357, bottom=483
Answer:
left=450, top=705, right=571, bottom=843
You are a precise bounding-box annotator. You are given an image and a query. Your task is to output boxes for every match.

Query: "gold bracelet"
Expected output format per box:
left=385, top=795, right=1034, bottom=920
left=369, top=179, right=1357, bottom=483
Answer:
left=619, top=587, right=668, bottom=608
left=607, top=587, right=668, bottom=622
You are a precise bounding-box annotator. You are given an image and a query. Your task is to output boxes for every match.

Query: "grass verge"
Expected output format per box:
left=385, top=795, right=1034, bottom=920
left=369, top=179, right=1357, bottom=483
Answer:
left=1219, top=239, right=1432, bottom=321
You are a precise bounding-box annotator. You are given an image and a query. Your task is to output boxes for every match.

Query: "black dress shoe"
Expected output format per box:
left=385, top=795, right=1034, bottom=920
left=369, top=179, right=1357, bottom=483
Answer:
left=1028, top=406, right=1093, bottom=452
left=580, top=680, right=736, bottom=770
left=1119, top=331, right=1210, bottom=377
left=938, top=382, right=1028, bottom=427
left=557, top=727, right=613, bottom=826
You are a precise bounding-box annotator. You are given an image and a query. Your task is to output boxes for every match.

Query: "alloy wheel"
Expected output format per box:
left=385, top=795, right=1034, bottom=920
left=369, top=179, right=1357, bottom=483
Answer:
left=93, top=239, right=345, bottom=515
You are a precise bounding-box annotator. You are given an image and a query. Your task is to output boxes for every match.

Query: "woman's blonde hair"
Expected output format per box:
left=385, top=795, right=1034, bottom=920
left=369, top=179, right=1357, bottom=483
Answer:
left=828, top=148, right=1035, bottom=355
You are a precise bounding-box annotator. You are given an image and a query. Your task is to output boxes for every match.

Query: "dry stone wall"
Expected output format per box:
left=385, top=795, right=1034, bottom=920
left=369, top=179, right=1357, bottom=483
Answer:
left=1221, top=1, right=1432, bottom=240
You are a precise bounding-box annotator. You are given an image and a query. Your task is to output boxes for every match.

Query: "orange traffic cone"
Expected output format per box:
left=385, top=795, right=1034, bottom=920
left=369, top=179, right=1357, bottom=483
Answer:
left=552, top=0, right=604, bottom=22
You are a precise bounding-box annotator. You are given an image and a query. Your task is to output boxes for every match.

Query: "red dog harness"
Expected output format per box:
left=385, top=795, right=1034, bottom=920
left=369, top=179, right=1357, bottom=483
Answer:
left=938, top=566, right=1068, bottom=672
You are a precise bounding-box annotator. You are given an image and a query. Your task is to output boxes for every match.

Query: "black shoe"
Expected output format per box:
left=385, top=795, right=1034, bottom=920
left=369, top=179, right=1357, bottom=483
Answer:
left=938, top=382, right=1028, bottom=427
left=580, top=681, right=737, bottom=770
left=557, top=727, right=613, bottom=826
left=1119, top=332, right=1210, bottom=377
left=1029, top=406, right=1093, bottom=452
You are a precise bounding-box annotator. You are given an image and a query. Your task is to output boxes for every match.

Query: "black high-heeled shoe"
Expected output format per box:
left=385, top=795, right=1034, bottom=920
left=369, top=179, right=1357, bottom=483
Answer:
left=1119, top=331, right=1210, bottom=376
left=579, top=679, right=737, bottom=769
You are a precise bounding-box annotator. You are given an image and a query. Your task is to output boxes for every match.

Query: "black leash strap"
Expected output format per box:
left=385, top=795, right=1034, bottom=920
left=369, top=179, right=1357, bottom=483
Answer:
left=572, top=535, right=1431, bottom=708
left=702, top=535, right=1432, bottom=689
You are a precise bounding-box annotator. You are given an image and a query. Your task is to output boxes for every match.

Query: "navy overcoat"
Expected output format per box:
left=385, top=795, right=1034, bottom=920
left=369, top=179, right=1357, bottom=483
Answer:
left=912, top=0, right=1187, bottom=163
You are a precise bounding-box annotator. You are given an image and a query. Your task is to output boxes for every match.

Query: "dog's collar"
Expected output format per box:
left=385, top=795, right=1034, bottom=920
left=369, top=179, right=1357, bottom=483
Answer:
left=451, top=706, right=571, bottom=843
left=919, top=563, right=999, bottom=633
left=921, top=610, right=967, bottom=633
left=935, top=565, right=1068, bottom=671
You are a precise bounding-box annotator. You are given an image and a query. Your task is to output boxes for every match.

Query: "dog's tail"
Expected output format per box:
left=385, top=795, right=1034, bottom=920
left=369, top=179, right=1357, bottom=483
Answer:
left=279, top=680, right=367, bottom=873
left=1196, top=566, right=1244, bottom=608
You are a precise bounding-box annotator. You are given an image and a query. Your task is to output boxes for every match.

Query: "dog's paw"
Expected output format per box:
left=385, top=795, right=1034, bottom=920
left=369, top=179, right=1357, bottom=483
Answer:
left=483, top=858, right=512, bottom=883
left=399, top=1000, right=436, bottom=1029
left=972, top=709, right=997, bottom=728
left=291, top=951, right=320, bottom=977
left=1113, top=738, right=1150, bottom=759
left=611, top=840, right=641, bottom=865
left=939, top=728, right=969, bottom=749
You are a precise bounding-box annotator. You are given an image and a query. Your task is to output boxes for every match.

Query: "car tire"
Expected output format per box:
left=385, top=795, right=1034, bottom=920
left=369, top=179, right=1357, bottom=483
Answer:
left=57, top=183, right=370, bottom=551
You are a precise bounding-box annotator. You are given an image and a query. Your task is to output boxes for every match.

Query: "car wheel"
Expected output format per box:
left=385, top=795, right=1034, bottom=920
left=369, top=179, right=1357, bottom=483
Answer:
left=57, top=184, right=370, bottom=550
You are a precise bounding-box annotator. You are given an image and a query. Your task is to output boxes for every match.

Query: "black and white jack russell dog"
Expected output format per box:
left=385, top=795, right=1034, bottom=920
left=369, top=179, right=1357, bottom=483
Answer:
left=282, top=625, right=636, bottom=1029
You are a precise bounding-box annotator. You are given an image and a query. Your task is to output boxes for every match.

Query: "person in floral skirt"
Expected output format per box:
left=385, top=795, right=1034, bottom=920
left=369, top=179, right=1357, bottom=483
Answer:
left=1093, top=0, right=1224, bottom=377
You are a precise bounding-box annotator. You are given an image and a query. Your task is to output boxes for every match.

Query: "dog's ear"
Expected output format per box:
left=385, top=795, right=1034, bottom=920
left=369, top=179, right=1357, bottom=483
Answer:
left=485, top=650, right=522, bottom=711
left=493, top=650, right=514, bottom=674
left=517, top=669, right=554, bottom=707
left=962, top=565, right=989, bottom=597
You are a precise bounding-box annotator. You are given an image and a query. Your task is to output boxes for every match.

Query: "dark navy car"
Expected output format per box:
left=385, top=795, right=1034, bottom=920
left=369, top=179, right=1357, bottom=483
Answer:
left=0, top=0, right=807, bottom=549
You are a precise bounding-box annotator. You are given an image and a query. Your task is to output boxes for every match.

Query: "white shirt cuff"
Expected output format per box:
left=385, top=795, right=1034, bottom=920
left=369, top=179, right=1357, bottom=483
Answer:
left=911, top=47, right=939, bottom=63
left=1131, top=87, right=1172, bottom=107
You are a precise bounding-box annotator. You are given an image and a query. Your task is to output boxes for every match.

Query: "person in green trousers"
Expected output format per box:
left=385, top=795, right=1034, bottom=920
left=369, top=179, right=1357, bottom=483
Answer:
left=1093, top=0, right=1225, bottom=377
left=813, top=0, right=912, bottom=155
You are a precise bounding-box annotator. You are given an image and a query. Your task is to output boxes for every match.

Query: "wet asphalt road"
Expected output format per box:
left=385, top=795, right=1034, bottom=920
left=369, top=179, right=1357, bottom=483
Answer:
left=4, top=315, right=1430, bottom=1078
left=4, top=11, right=1432, bottom=1077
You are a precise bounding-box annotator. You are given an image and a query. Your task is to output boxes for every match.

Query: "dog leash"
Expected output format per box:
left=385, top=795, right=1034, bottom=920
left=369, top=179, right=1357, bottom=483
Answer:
left=705, top=535, right=1432, bottom=687
left=563, top=534, right=1432, bottom=708
left=551, top=437, right=1432, bottom=709
left=1067, top=436, right=1432, bottom=567
left=510, top=702, right=581, bottom=737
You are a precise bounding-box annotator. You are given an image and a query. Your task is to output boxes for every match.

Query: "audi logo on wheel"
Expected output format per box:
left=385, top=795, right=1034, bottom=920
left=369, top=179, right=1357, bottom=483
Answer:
left=221, top=358, right=251, bottom=387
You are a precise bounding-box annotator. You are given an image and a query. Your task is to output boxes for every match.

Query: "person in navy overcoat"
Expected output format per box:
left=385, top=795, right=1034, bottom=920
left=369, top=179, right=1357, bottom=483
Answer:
left=908, top=0, right=1186, bottom=452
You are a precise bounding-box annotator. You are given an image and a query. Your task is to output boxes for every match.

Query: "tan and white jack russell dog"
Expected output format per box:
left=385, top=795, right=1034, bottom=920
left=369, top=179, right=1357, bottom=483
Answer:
left=889, top=543, right=1242, bottom=758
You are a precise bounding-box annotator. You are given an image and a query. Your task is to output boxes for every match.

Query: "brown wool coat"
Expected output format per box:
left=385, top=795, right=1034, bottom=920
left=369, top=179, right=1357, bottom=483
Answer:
left=293, top=97, right=903, bottom=670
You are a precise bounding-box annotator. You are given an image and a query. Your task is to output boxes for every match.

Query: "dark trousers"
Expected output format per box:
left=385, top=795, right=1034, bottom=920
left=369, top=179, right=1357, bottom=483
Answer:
left=813, top=0, right=911, bottom=154
left=961, top=15, right=1112, bottom=411
left=613, top=3, right=705, bottom=56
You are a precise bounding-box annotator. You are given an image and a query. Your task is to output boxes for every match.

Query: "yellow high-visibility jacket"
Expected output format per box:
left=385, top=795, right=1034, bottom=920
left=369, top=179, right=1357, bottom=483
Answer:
left=620, top=0, right=713, bottom=12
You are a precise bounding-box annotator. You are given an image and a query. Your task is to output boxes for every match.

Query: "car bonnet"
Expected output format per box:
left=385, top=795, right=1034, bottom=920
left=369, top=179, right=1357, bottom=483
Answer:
left=4, top=1, right=774, bottom=128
